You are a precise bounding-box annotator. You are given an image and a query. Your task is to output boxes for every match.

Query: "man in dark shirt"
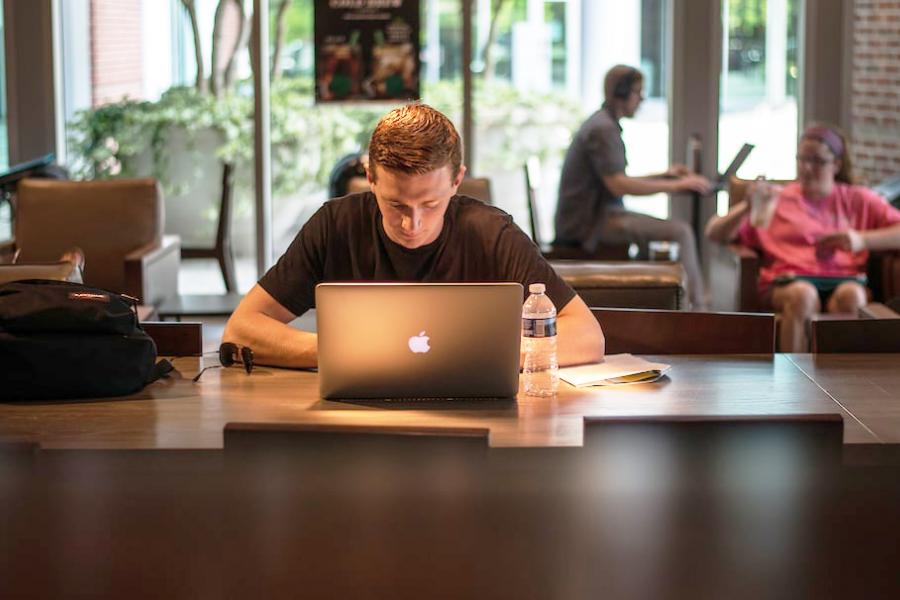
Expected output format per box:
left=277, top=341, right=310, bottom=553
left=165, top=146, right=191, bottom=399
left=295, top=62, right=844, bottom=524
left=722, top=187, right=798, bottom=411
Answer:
left=555, top=65, right=711, bottom=309
left=224, top=103, right=604, bottom=368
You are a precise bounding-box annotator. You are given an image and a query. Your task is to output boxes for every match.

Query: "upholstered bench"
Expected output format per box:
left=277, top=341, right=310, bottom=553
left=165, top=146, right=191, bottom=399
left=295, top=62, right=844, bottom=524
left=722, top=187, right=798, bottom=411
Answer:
left=550, top=260, right=686, bottom=310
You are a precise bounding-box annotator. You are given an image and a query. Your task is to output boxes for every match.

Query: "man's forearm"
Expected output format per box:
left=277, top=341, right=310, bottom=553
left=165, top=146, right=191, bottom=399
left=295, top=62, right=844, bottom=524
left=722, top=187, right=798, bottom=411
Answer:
left=555, top=298, right=605, bottom=367
left=222, top=311, right=318, bottom=368
left=612, top=176, right=681, bottom=197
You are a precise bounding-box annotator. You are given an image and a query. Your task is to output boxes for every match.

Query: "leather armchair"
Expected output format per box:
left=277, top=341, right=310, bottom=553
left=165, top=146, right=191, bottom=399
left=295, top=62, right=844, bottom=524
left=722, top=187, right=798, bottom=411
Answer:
left=552, top=260, right=686, bottom=310
left=709, top=176, right=900, bottom=312
left=0, top=178, right=180, bottom=307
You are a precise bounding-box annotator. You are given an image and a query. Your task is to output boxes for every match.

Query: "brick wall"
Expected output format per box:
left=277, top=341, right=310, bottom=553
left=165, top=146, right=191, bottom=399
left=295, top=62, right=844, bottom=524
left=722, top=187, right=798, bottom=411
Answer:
left=851, top=0, right=900, bottom=185
left=90, top=0, right=144, bottom=106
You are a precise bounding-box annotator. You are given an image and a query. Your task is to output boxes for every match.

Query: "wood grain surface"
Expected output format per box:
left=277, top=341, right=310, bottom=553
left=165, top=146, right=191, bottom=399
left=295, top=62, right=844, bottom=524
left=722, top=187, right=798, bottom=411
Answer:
left=0, top=354, right=883, bottom=449
left=787, top=353, right=900, bottom=443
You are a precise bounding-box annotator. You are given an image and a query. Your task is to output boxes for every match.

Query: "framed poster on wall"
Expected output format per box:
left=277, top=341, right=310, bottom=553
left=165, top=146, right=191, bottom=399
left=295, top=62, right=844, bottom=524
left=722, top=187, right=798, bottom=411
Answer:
left=314, top=0, right=421, bottom=103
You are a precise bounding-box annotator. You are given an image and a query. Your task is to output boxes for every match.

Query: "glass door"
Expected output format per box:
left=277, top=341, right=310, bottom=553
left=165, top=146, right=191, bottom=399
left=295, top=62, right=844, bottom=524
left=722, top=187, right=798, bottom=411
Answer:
left=58, top=0, right=257, bottom=294
left=717, top=0, right=799, bottom=214
left=470, top=0, right=671, bottom=241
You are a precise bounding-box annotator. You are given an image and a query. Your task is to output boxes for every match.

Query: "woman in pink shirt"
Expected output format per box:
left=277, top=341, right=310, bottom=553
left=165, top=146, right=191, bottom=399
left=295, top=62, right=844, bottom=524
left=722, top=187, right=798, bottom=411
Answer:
left=707, top=124, right=900, bottom=352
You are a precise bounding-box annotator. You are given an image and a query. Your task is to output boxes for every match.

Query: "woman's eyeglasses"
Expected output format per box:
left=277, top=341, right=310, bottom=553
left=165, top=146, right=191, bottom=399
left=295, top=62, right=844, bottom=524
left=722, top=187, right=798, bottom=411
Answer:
left=192, top=342, right=254, bottom=382
left=796, top=155, right=832, bottom=167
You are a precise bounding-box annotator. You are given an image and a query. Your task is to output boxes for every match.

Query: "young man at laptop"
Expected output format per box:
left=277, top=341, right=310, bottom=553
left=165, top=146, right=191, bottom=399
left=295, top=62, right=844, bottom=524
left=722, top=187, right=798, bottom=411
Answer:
left=223, top=103, right=604, bottom=369
left=554, top=64, right=712, bottom=309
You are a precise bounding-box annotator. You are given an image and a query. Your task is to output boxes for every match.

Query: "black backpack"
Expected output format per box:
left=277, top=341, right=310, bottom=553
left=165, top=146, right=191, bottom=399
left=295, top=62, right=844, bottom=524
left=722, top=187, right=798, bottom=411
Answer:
left=0, top=279, right=173, bottom=401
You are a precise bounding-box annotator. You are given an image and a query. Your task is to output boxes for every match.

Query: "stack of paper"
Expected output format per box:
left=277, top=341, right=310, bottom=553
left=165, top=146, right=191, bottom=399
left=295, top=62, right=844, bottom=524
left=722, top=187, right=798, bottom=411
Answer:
left=558, top=353, right=671, bottom=387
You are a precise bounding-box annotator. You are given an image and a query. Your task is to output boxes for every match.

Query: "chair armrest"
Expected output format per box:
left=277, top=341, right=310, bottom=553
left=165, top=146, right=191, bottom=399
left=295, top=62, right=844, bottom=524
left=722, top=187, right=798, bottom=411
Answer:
left=727, top=243, right=759, bottom=260
left=811, top=316, right=900, bottom=352
left=708, top=242, right=762, bottom=312
left=124, top=235, right=180, bottom=264
left=124, top=235, right=181, bottom=306
left=727, top=244, right=762, bottom=312
left=870, top=249, right=900, bottom=301
left=859, top=302, right=900, bottom=319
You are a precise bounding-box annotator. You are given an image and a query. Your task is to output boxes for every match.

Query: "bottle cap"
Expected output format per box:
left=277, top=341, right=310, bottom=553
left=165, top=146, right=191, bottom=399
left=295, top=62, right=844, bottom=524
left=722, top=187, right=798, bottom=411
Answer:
left=529, top=283, right=546, bottom=294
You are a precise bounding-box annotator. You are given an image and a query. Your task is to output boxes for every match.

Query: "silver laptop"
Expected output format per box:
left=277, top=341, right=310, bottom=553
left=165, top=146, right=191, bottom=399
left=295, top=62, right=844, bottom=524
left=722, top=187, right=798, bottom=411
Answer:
left=316, top=282, right=523, bottom=400
left=712, top=143, right=755, bottom=192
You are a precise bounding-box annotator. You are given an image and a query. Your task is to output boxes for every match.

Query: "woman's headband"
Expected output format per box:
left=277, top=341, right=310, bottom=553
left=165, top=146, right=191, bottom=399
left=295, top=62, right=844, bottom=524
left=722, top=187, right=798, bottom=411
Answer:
left=801, top=125, right=844, bottom=159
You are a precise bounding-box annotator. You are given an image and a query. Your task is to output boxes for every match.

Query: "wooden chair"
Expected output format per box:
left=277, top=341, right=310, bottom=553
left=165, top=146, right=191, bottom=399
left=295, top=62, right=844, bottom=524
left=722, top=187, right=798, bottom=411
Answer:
left=524, top=156, right=631, bottom=260
left=525, top=157, right=689, bottom=309
left=1, top=178, right=180, bottom=308
left=223, top=423, right=494, bottom=597
left=591, top=307, right=775, bottom=354
left=180, top=163, right=237, bottom=292
left=575, top=415, right=851, bottom=597
left=810, top=302, right=900, bottom=352
left=710, top=176, right=900, bottom=312
left=457, top=176, right=493, bottom=204
left=142, top=321, right=203, bottom=356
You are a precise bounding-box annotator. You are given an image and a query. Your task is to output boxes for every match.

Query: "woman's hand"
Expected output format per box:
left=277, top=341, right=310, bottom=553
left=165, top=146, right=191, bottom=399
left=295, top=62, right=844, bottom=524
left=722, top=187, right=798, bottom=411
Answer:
left=816, top=229, right=866, bottom=253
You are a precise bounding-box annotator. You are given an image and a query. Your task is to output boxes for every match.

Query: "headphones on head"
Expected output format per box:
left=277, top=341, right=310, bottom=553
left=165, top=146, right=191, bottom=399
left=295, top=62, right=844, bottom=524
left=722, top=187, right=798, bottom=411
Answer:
left=612, top=67, right=640, bottom=100
left=328, top=153, right=368, bottom=199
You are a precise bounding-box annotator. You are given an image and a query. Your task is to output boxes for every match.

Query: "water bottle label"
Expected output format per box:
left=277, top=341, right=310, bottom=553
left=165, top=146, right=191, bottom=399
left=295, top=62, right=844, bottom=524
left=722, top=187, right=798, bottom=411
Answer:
left=522, top=317, right=557, bottom=338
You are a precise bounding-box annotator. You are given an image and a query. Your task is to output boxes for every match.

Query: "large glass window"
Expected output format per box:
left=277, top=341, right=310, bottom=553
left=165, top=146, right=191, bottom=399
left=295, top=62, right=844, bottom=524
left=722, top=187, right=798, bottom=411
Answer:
left=717, top=0, right=799, bottom=214
left=60, top=0, right=256, bottom=294
left=57, top=0, right=672, bottom=288
left=265, top=0, right=670, bottom=261
left=470, top=0, right=671, bottom=242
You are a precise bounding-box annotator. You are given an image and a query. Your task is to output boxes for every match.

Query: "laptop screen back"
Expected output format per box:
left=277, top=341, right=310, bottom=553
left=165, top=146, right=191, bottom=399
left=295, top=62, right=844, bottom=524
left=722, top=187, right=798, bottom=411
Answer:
left=316, top=283, right=523, bottom=399
left=715, top=143, right=755, bottom=190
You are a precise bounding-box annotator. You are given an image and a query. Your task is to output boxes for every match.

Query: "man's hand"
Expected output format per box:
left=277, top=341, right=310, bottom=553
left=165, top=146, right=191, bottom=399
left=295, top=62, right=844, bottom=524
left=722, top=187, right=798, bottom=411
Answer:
left=676, top=173, right=711, bottom=195
left=817, top=230, right=866, bottom=253
left=665, top=164, right=692, bottom=178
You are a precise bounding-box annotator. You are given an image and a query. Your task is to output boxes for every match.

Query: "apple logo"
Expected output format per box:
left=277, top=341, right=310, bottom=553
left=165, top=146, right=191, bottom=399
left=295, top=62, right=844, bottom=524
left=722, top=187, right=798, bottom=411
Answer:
left=408, top=330, right=431, bottom=354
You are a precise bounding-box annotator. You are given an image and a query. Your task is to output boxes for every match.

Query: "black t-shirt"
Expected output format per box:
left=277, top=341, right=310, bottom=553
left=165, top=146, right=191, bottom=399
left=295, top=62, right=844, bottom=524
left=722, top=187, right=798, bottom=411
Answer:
left=259, top=192, right=575, bottom=316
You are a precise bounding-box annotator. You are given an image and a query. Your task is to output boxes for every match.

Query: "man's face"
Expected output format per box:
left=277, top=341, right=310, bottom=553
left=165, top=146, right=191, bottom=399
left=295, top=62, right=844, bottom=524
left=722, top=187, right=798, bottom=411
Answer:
left=369, top=164, right=465, bottom=249
left=622, top=82, right=644, bottom=118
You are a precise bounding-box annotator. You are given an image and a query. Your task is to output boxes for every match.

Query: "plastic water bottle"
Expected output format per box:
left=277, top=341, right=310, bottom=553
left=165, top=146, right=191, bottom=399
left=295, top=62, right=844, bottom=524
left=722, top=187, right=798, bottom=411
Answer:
left=522, top=283, right=559, bottom=397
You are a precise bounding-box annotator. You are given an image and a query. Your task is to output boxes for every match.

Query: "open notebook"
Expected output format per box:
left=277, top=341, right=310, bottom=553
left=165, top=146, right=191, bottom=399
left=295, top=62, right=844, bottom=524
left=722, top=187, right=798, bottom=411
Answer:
left=559, top=354, right=671, bottom=387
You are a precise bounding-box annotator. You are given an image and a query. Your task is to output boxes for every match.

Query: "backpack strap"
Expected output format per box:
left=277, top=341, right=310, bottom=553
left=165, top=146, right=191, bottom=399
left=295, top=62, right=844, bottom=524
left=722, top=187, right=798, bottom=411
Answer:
left=146, top=359, right=175, bottom=385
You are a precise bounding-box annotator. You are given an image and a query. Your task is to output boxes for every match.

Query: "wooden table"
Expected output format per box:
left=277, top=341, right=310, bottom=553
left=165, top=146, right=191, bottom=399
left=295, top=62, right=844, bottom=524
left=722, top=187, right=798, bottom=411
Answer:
left=4, top=354, right=899, bottom=599
left=786, top=353, right=900, bottom=443
left=1, top=353, right=892, bottom=449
